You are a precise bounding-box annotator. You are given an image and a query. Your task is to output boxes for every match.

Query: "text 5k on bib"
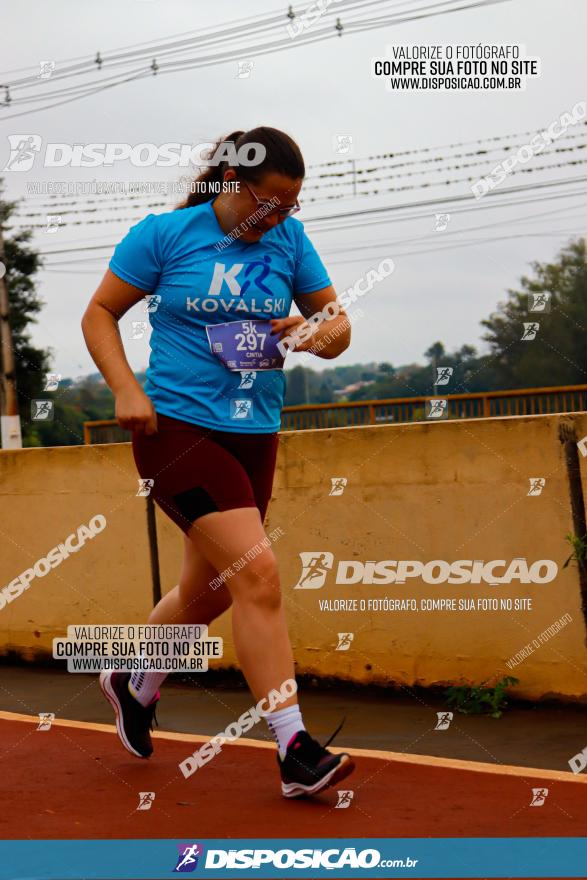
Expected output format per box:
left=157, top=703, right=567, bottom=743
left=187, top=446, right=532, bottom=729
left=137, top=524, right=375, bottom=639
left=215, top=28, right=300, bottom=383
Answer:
left=206, top=319, right=286, bottom=371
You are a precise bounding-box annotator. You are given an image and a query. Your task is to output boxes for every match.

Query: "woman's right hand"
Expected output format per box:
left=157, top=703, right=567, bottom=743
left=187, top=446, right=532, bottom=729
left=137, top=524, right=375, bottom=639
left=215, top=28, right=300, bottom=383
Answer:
left=115, top=384, right=158, bottom=434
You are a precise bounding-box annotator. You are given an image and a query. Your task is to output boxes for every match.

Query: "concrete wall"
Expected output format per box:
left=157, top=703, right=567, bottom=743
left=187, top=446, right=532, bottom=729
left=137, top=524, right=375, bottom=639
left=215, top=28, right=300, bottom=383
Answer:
left=1, top=414, right=587, bottom=701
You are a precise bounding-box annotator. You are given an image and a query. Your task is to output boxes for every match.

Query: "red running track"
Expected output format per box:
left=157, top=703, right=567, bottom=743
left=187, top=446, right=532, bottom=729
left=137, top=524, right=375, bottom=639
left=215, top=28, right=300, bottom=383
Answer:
left=0, top=712, right=583, bottom=879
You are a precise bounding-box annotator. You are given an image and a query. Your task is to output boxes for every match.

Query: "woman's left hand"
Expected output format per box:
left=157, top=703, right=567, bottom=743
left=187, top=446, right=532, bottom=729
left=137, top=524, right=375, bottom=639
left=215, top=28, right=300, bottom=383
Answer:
left=269, top=315, right=317, bottom=351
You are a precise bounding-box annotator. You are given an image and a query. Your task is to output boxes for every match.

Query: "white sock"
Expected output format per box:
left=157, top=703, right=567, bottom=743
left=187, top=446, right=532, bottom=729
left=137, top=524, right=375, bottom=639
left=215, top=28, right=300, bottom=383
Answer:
left=128, top=665, right=167, bottom=707
left=266, top=704, right=306, bottom=759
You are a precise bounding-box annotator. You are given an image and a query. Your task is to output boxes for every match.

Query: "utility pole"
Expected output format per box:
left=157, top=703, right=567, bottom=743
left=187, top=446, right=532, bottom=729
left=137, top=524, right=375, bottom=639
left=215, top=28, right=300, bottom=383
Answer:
left=0, top=221, right=22, bottom=448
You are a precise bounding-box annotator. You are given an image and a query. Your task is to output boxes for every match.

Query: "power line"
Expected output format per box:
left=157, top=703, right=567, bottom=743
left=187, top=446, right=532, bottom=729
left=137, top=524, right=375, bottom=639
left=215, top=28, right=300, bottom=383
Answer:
left=2, top=0, right=400, bottom=90
left=46, top=198, right=587, bottom=261
left=0, top=0, right=511, bottom=119
left=14, top=143, right=587, bottom=225
left=308, top=132, right=587, bottom=180
left=0, top=6, right=289, bottom=76
left=32, top=176, right=587, bottom=260
left=308, top=126, right=587, bottom=170
left=41, top=229, right=586, bottom=273
left=14, top=121, right=586, bottom=226
left=307, top=174, right=587, bottom=224
left=0, top=71, right=154, bottom=122
left=40, top=196, right=587, bottom=266
left=47, top=218, right=587, bottom=268
left=318, top=200, right=587, bottom=256
left=313, top=190, right=587, bottom=240
left=7, top=160, right=587, bottom=231
left=326, top=228, right=586, bottom=267
left=12, top=131, right=587, bottom=217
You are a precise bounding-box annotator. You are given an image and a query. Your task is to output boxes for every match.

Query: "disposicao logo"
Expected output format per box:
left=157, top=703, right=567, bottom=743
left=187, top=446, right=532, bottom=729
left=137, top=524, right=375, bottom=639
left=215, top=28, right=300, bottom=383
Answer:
left=173, top=843, right=204, bottom=872
left=293, top=553, right=558, bottom=588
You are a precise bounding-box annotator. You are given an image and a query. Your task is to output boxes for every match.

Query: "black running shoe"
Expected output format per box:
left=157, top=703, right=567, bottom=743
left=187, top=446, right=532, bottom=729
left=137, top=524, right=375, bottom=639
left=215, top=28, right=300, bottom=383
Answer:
left=277, top=719, right=355, bottom=798
left=99, top=670, right=158, bottom=758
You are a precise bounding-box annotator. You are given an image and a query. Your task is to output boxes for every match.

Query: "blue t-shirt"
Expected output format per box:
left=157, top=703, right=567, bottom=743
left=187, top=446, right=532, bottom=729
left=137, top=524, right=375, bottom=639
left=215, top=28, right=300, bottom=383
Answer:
left=108, top=200, right=331, bottom=433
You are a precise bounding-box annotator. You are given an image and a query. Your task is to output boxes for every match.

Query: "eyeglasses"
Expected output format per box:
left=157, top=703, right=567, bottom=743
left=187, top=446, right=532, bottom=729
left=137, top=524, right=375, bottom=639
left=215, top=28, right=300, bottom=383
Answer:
left=241, top=180, right=301, bottom=219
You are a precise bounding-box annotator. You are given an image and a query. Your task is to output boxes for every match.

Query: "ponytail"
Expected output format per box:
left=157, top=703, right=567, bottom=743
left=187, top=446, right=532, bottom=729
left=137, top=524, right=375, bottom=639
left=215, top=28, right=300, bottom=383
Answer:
left=175, top=130, right=245, bottom=209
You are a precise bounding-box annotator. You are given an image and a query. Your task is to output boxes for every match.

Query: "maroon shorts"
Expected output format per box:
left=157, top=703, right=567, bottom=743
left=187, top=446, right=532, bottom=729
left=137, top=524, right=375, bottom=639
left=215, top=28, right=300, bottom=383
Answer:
left=131, top=412, right=279, bottom=535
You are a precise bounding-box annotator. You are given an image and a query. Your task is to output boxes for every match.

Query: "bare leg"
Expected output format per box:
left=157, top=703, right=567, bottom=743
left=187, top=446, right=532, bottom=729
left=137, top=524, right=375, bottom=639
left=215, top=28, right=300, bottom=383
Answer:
left=148, top=533, right=232, bottom=626
left=125, top=535, right=232, bottom=706
left=186, top=507, right=296, bottom=709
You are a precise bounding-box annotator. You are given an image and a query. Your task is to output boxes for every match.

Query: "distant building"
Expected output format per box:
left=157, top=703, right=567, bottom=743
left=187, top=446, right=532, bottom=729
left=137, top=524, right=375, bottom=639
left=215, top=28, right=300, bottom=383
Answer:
left=333, top=380, right=376, bottom=397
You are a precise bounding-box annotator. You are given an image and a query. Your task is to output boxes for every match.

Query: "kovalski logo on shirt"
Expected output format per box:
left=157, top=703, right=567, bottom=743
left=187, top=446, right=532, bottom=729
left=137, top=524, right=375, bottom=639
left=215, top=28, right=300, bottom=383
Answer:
left=208, top=262, right=244, bottom=296
left=186, top=260, right=287, bottom=314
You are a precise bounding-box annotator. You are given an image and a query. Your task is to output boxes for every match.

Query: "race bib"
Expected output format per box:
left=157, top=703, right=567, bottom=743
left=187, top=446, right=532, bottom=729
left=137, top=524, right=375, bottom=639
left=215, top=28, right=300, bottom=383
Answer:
left=206, top=319, right=286, bottom=371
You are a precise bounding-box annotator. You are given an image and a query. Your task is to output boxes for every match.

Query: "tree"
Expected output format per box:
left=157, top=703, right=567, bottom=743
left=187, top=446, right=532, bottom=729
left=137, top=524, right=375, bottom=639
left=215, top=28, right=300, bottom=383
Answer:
left=284, top=365, right=309, bottom=405
left=379, top=362, right=395, bottom=375
left=481, top=238, right=587, bottom=389
left=424, top=341, right=445, bottom=364
left=0, top=181, right=53, bottom=446
left=454, top=345, right=477, bottom=365
left=317, top=374, right=335, bottom=404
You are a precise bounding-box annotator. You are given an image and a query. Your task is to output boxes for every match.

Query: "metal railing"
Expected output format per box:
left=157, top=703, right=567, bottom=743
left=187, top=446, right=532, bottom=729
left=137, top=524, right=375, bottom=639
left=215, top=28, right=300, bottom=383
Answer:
left=280, top=384, right=587, bottom=430
left=83, top=384, right=587, bottom=443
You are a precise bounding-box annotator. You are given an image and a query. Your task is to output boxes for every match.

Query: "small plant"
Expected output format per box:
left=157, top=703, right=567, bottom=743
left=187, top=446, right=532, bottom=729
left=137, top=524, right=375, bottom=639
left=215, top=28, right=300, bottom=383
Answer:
left=562, top=532, right=587, bottom=569
left=444, top=676, right=519, bottom=718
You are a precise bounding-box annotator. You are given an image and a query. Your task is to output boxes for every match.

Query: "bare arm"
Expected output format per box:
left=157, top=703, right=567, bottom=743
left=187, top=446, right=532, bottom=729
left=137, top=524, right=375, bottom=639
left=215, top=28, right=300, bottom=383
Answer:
left=270, top=285, right=351, bottom=360
left=81, top=269, right=158, bottom=434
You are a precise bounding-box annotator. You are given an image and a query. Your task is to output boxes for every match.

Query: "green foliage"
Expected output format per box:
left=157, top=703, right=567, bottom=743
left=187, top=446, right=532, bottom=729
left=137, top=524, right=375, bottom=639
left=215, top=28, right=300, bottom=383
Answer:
left=480, top=238, right=587, bottom=388
left=444, top=676, right=519, bottom=718
left=563, top=532, right=587, bottom=570
left=283, top=361, right=383, bottom=405
left=0, top=181, right=52, bottom=445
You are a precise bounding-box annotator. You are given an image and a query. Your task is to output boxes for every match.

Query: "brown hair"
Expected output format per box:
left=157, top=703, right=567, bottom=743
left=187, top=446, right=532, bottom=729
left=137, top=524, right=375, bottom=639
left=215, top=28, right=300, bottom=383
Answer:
left=175, top=126, right=305, bottom=209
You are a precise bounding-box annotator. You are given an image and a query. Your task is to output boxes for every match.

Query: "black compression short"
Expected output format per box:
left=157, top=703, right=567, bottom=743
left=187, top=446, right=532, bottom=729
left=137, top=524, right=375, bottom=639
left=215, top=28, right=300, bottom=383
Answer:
left=131, top=412, right=279, bottom=535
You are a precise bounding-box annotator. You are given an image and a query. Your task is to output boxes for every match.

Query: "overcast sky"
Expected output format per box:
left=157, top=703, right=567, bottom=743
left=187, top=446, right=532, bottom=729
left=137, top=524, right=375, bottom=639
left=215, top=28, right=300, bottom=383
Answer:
left=1, top=0, right=585, bottom=381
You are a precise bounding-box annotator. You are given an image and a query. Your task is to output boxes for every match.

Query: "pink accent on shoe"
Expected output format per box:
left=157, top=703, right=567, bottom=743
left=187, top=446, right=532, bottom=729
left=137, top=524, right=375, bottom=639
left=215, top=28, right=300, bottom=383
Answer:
left=286, top=731, right=302, bottom=751
left=148, top=691, right=160, bottom=705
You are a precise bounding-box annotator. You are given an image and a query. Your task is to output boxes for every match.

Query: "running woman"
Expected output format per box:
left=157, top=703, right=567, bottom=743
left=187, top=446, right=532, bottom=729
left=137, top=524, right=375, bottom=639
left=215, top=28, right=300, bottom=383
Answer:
left=81, top=126, right=354, bottom=798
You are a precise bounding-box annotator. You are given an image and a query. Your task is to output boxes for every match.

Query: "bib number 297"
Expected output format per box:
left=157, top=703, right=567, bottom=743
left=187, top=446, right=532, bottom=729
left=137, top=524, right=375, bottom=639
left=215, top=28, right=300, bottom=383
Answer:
left=235, top=321, right=266, bottom=351
left=206, top=319, right=286, bottom=370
